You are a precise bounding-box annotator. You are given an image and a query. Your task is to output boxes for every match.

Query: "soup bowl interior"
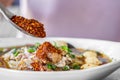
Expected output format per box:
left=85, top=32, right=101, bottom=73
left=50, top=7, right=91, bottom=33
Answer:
left=0, top=37, right=120, bottom=80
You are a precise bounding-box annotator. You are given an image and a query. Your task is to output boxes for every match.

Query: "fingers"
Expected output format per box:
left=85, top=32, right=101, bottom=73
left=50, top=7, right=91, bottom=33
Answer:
left=0, top=0, right=14, bottom=7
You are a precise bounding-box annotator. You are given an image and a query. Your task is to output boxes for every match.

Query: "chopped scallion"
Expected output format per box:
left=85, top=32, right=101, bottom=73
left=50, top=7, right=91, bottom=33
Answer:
left=34, top=42, right=40, bottom=49
left=27, top=47, right=36, bottom=53
left=61, top=46, right=72, bottom=53
left=63, top=65, right=70, bottom=71
left=13, top=48, right=19, bottom=57
left=73, top=65, right=80, bottom=69
left=47, top=63, right=57, bottom=70
left=69, top=54, right=75, bottom=58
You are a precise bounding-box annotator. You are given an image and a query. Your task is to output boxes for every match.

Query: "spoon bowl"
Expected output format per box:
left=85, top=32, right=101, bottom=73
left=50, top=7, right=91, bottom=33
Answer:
left=0, top=3, right=37, bottom=37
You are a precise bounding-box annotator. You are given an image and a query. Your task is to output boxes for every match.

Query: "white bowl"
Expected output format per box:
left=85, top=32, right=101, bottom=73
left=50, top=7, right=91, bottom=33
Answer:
left=0, top=37, right=120, bottom=80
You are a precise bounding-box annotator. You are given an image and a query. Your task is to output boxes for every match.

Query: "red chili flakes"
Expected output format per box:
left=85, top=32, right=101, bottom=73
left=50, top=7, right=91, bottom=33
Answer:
left=36, top=42, right=62, bottom=63
left=31, top=61, right=45, bottom=71
left=11, top=15, right=46, bottom=38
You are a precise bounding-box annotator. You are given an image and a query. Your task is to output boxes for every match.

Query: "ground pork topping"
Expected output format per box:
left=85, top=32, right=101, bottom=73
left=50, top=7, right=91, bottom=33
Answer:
left=36, top=42, right=62, bottom=63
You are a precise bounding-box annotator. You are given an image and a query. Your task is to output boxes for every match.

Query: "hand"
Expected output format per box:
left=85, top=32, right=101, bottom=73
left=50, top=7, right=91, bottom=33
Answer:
left=0, top=0, right=14, bottom=7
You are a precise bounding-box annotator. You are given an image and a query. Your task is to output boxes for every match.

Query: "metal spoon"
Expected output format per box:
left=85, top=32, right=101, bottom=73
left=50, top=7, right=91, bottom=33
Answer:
left=0, top=3, right=35, bottom=37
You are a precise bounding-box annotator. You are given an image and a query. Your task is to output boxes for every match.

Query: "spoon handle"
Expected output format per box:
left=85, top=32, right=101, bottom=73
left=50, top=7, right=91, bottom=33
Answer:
left=0, top=3, right=14, bottom=18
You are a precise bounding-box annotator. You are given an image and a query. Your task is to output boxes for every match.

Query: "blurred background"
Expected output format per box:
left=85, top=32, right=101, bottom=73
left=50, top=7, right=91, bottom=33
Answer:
left=0, top=0, right=120, bottom=41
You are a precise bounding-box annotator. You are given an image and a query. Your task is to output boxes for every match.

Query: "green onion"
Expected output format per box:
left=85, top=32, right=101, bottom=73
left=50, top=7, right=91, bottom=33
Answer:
left=73, top=64, right=80, bottom=69
left=51, top=64, right=57, bottom=70
left=69, top=54, right=75, bottom=58
left=14, top=51, right=19, bottom=57
left=61, top=46, right=72, bottom=53
left=13, top=48, right=19, bottom=57
left=27, top=47, right=36, bottom=53
left=34, top=42, right=40, bottom=49
left=68, top=48, right=72, bottom=53
left=47, top=63, right=57, bottom=70
left=61, top=46, right=68, bottom=52
left=61, top=46, right=75, bottom=58
left=47, top=63, right=52, bottom=69
left=27, top=42, right=40, bottom=53
left=63, top=65, right=70, bottom=71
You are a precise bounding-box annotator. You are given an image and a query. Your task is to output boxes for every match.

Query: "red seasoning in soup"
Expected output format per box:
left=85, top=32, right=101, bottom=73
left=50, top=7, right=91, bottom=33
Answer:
left=1, top=41, right=112, bottom=71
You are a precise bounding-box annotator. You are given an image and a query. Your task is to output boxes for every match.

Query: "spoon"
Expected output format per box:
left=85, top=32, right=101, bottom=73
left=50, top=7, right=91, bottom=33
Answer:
left=0, top=3, right=37, bottom=37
